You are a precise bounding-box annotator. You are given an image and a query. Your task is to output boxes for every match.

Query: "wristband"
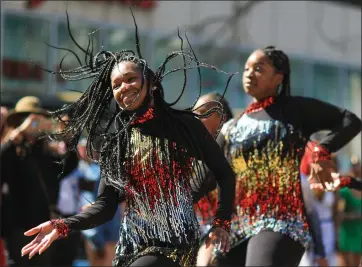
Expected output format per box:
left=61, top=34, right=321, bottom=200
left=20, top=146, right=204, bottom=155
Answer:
left=212, top=218, right=231, bottom=233
left=50, top=219, right=70, bottom=237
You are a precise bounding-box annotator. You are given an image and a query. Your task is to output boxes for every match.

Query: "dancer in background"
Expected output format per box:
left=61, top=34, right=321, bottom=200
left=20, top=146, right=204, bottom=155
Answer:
left=192, top=92, right=234, bottom=267
left=20, top=11, right=235, bottom=267
left=214, top=46, right=361, bottom=267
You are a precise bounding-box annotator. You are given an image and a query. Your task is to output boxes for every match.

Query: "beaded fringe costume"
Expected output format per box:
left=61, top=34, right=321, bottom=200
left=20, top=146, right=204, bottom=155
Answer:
left=221, top=98, right=312, bottom=248
left=112, top=112, right=200, bottom=266
left=44, top=8, right=235, bottom=267
left=196, top=97, right=312, bottom=249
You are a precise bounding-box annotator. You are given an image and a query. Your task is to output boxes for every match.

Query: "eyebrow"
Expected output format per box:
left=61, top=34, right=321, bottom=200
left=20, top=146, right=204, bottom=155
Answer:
left=113, top=71, right=137, bottom=78
left=122, top=71, right=137, bottom=76
left=253, top=61, right=267, bottom=66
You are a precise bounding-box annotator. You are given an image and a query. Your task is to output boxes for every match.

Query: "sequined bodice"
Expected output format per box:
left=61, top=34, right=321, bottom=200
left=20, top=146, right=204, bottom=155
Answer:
left=223, top=111, right=312, bottom=248
left=63, top=109, right=236, bottom=267
left=114, top=127, right=200, bottom=266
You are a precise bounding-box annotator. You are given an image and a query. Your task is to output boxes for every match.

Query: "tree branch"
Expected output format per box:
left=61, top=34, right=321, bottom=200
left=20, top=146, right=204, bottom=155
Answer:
left=156, top=1, right=263, bottom=46
left=314, top=3, right=361, bottom=53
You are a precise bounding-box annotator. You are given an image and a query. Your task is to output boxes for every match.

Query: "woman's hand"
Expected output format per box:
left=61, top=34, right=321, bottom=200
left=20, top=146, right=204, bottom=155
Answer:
left=309, top=160, right=337, bottom=191
left=21, top=221, right=59, bottom=259
left=17, top=115, right=42, bottom=136
left=17, top=115, right=53, bottom=136
left=310, top=172, right=341, bottom=192
left=205, top=227, right=230, bottom=253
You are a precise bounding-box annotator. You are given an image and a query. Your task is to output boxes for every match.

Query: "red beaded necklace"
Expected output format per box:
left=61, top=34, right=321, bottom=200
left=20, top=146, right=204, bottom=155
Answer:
left=245, top=96, right=276, bottom=115
left=130, top=108, right=155, bottom=125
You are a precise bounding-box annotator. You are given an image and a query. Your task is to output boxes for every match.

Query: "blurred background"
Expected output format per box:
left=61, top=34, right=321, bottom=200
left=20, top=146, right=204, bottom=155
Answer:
left=1, top=0, right=361, bottom=164
left=0, top=1, right=361, bottom=266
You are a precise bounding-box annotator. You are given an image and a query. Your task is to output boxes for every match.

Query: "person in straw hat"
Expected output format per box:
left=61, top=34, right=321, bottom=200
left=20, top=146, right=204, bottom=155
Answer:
left=5, top=96, right=52, bottom=139
left=1, top=96, right=78, bottom=267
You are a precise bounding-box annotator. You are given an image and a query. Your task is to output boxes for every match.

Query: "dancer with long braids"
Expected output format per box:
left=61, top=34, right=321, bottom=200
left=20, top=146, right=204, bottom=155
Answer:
left=20, top=11, right=236, bottom=267
left=213, top=46, right=362, bottom=267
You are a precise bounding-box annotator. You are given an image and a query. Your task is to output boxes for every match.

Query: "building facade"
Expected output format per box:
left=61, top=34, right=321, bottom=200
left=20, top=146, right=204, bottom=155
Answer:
left=1, top=0, right=361, bottom=161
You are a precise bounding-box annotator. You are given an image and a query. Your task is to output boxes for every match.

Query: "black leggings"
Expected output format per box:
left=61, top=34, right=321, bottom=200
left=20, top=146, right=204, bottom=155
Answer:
left=130, top=254, right=180, bottom=267
left=216, top=231, right=305, bottom=267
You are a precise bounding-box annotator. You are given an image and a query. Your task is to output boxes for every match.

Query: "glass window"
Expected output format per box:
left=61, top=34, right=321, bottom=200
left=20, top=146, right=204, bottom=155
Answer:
left=289, top=59, right=306, bottom=97
left=2, top=13, right=50, bottom=96
left=348, top=69, right=361, bottom=116
left=55, top=21, right=100, bottom=93
left=346, top=69, right=361, bottom=163
left=313, top=63, right=339, bottom=106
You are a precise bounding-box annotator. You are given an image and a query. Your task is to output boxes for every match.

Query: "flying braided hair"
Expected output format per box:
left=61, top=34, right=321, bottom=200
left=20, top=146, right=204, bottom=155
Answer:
left=36, top=9, right=237, bottom=192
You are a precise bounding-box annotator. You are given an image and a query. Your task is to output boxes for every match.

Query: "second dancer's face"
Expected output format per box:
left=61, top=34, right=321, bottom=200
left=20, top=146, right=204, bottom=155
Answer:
left=242, top=50, right=282, bottom=101
left=111, top=61, right=148, bottom=111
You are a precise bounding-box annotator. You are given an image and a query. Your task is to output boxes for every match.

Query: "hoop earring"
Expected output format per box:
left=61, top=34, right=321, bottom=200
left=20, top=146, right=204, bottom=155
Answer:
left=150, top=86, right=157, bottom=97
left=277, top=84, right=282, bottom=95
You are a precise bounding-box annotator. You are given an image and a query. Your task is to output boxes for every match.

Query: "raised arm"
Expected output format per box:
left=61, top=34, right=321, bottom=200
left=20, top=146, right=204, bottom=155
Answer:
left=296, top=96, right=362, bottom=152
left=293, top=97, right=361, bottom=189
